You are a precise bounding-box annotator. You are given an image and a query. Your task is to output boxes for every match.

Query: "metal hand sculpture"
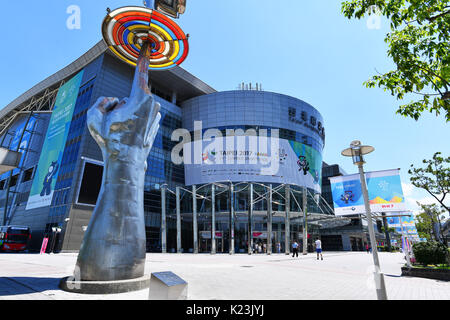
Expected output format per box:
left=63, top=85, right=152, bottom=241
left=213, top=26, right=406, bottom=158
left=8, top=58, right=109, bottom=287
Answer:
left=76, top=43, right=161, bottom=281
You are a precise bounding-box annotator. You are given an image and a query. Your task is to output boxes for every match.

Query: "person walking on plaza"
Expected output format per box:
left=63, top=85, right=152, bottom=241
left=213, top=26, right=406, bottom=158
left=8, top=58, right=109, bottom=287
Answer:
left=365, top=243, right=370, bottom=254
left=276, top=242, right=281, bottom=253
left=315, top=238, right=323, bottom=260
left=292, top=241, right=299, bottom=258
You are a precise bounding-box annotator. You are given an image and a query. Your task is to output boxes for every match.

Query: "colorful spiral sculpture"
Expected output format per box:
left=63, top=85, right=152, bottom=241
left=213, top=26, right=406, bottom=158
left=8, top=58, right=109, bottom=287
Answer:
left=102, top=6, right=189, bottom=70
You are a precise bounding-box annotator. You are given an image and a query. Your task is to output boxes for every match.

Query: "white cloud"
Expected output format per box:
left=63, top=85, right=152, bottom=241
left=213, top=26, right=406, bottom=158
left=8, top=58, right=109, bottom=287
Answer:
left=401, top=182, right=415, bottom=197
left=405, top=194, right=449, bottom=219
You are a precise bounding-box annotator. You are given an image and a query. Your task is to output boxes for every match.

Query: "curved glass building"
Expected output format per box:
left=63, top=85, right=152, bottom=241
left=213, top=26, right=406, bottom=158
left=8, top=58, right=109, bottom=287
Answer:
left=181, top=90, right=325, bottom=188
left=163, top=89, right=332, bottom=254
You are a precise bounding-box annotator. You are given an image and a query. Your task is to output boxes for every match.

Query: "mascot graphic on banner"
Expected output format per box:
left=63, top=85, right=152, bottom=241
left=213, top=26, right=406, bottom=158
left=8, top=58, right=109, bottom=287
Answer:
left=40, top=161, right=59, bottom=197
left=297, top=156, right=310, bottom=175
left=340, top=191, right=354, bottom=204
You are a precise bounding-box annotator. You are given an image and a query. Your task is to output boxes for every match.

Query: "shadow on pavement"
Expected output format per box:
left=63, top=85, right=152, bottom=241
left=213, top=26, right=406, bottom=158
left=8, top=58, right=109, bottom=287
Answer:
left=0, top=277, right=61, bottom=296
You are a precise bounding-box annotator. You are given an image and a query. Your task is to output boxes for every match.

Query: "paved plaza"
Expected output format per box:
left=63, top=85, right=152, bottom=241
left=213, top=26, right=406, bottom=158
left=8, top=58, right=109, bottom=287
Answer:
left=0, top=251, right=448, bottom=300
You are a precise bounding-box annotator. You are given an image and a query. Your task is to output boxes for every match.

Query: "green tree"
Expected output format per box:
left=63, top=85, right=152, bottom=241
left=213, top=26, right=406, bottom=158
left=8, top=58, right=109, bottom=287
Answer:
left=409, top=152, right=450, bottom=213
left=415, top=203, right=446, bottom=243
left=341, top=0, right=450, bottom=121
left=382, top=226, right=396, bottom=234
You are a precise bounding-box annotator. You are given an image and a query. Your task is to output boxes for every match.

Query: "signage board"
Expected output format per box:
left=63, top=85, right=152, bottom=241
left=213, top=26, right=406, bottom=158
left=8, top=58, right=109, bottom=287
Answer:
left=40, top=237, right=49, bottom=254
left=184, top=137, right=322, bottom=192
left=199, top=231, right=223, bottom=239
left=0, top=117, right=36, bottom=181
left=329, top=169, right=406, bottom=216
left=26, top=71, right=84, bottom=210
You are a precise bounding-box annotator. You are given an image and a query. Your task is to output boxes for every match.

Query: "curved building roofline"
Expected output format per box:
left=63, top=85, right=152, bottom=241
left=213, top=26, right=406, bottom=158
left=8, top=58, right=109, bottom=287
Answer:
left=182, top=89, right=323, bottom=119
left=0, top=40, right=216, bottom=124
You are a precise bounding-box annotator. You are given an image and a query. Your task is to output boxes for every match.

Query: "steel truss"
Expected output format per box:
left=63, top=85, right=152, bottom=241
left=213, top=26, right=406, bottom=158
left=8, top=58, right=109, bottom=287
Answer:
left=158, top=182, right=352, bottom=255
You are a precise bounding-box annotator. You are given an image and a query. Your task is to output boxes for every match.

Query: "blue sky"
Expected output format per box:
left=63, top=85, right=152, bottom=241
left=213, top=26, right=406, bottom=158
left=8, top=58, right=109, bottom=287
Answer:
left=0, top=0, right=448, bottom=217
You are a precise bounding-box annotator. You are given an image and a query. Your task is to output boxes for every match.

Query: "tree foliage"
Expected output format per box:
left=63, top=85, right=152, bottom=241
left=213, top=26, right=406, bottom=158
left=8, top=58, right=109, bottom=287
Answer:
left=341, top=0, right=450, bottom=121
left=409, top=152, right=450, bottom=213
left=415, top=203, right=446, bottom=241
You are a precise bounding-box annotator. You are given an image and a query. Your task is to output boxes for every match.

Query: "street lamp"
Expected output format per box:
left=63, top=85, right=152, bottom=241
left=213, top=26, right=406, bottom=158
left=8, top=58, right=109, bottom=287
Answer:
left=342, top=140, right=388, bottom=300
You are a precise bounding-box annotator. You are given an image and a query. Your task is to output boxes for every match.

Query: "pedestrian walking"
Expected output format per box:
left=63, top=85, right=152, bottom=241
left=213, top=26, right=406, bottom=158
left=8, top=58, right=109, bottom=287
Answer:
left=258, top=243, right=262, bottom=254
left=315, top=238, right=323, bottom=260
left=365, top=243, right=370, bottom=253
left=292, top=241, right=299, bottom=258
left=263, top=243, right=267, bottom=253
left=276, top=242, right=281, bottom=253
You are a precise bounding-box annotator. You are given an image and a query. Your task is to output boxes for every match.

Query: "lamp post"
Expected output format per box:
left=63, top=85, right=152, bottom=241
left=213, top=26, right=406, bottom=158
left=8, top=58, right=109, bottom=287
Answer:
left=342, top=140, right=388, bottom=300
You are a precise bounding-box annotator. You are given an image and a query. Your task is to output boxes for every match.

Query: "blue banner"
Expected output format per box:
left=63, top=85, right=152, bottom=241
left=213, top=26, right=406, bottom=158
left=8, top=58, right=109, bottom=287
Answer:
left=329, top=169, right=407, bottom=216
left=25, top=71, right=84, bottom=210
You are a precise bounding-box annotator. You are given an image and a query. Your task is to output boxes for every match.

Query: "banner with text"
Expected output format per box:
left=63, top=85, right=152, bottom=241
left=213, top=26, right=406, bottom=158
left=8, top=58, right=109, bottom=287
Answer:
left=26, top=71, right=84, bottom=210
left=183, top=137, right=322, bottom=193
left=329, top=169, right=406, bottom=216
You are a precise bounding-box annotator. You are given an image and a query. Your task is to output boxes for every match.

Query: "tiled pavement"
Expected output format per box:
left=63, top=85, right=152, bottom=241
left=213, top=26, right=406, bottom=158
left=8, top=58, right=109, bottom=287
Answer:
left=0, top=251, right=448, bottom=300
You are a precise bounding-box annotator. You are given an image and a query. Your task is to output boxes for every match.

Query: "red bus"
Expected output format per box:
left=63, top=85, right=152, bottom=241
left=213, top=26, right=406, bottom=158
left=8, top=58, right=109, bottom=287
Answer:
left=0, top=226, right=31, bottom=252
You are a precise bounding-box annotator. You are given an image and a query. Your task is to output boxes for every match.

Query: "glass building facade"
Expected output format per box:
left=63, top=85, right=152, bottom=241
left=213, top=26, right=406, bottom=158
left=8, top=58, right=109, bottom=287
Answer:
left=0, top=41, right=370, bottom=254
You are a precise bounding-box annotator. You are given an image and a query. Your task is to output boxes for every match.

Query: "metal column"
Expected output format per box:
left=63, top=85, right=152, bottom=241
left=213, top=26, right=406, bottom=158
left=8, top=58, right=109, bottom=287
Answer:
left=381, top=212, right=392, bottom=252
left=192, top=185, right=198, bottom=254
left=229, top=182, right=235, bottom=255
left=211, top=184, right=216, bottom=255
left=358, top=164, right=388, bottom=300
left=176, top=186, right=181, bottom=253
left=267, top=184, right=272, bottom=255
left=285, top=185, right=291, bottom=255
left=302, top=187, right=308, bottom=255
left=161, top=186, right=167, bottom=253
left=248, top=183, right=253, bottom=255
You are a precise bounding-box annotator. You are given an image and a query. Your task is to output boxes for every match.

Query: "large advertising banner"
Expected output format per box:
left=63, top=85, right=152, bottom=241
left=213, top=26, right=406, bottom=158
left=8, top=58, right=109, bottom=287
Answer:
left=26, top=71, right=84, bottom=210
left=386, top=216, right=401, bottom=227
left=183, top=137, right=322, bottom=192
left=386, top=215, right=422, bottom=241
left=0, top=117, right=37, bottom=180
left=391, top=216, right=418, bottom=233
left=329, top=169, right=406, bottom=216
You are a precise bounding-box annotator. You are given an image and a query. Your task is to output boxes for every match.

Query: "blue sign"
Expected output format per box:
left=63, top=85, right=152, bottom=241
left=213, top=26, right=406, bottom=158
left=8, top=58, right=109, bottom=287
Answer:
left=26, top=71, right=84, bottom=210
left=0, top=117, right=36, bottom=180
left=329, top=169, right=407, bottom=216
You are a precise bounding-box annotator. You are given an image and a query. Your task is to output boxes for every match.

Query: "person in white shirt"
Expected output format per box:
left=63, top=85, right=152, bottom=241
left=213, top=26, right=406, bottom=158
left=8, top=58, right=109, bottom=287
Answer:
left=315, top=238, right=323, bottom=260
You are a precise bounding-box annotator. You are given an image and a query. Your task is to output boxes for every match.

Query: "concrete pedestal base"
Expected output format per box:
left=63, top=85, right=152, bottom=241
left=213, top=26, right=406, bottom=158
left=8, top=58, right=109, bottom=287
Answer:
left=148, top=272, right=188, bottom=300
left=59, top=275, right=151, bottom=294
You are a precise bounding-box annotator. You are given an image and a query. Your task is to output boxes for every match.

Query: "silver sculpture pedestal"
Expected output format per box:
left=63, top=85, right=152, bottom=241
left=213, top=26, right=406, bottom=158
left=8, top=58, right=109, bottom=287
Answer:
left=60, top=275, right=151, bottom=294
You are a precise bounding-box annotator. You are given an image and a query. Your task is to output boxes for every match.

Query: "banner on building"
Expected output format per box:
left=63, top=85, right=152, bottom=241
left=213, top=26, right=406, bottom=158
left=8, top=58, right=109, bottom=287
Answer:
left=184, top=137, right=322, bottom=193
left=0, top=117, right=37, bottom=180
left=329, top=169, right=406, bottom=216
left=26, top=71, right=84, bottom=210
left=199, top=231, right=223, bottom=239
left=386, top=216, right=401, bottom=227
